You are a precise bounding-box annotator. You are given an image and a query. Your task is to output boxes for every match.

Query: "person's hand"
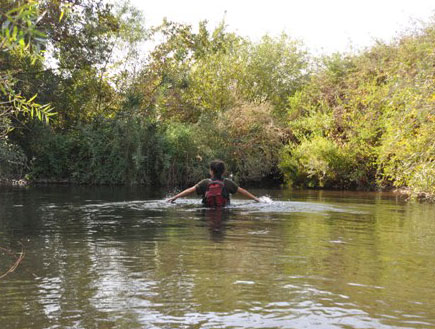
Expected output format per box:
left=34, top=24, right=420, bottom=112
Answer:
left=167, top=196, right=177, bottom=203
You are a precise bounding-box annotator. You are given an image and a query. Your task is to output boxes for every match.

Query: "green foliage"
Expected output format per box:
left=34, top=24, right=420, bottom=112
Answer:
left=241, top=34, right=309, bottom=113
left=1, top=0, right=433, bottom=200
left=0, top=0, right=48, bottom=56
left=196, top=102, right=285, bottom=183
left=30, top=115, right=168, bottom=185
left=281, top=22, right=435, bottom=196
left=29, top=104, right=284, bottom=186
left=280, top=136, right=371, bottom=189
left=377, top=84, right=435, bottom=195
left=142, top=21, right=308, bottom=122
left=0, top=0, right=56, bottom=139
left=28, top=126, right=74, bottom=180
left=184, top=39, right=245, bottom=115
left=39, top=0, right=120, bottom=68
left=164, top=123, right=208, bottom=185
left=0, top=139, right=27, bottom=179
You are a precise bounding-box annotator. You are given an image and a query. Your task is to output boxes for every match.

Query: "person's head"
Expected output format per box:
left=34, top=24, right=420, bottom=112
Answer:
left=209, top=160, right=225, bottom=179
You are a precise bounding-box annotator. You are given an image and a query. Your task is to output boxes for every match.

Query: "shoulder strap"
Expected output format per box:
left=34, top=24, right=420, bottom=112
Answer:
left=207, top=180, right=224, bottom=189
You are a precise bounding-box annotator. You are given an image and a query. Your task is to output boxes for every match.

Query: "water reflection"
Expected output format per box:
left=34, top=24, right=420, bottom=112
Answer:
left=198, top=208, right=230, bottom=242
left=0, top=186, right=434, bottom=328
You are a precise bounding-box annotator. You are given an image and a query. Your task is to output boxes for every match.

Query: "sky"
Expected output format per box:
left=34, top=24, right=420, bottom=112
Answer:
left=131, top=0, right=434, bottom=54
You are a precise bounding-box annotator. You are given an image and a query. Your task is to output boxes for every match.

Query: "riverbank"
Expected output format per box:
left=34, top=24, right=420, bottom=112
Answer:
left=0, top=179, right=28, bottom=187
left=2, top=2, right=433, bottom=203
left=394, top=188, right=435, bottom=203
left=1, top=177, right=433, bottom=203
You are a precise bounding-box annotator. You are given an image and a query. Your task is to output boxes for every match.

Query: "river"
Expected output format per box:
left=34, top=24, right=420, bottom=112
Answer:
left=1, top=185, right=434, bottom=328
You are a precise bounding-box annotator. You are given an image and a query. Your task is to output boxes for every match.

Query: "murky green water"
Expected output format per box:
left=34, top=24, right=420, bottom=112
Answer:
left=1, top=186, right=434, bottom=329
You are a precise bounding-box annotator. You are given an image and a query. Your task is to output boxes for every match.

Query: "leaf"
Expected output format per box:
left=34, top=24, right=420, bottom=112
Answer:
left=6, top=6, right=22, bottom=15
left=28, top=94, right=37, bottom=103
left=59, top=11, right=64, bottom=23
left=12, top=26, right=18, bottom=40
left=33, top=30, right=47, bottom=38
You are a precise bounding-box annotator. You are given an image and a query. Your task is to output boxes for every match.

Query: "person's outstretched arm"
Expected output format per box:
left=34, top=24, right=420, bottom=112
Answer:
left=167, top=186, right=196, bottom=203
left=237, top=187, right=260, bottom=202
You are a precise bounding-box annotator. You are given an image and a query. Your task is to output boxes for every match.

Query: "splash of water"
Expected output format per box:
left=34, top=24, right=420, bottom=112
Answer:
left=259, top=196, right=273, bottom=204
left=76, top=196, right=365, bottom=215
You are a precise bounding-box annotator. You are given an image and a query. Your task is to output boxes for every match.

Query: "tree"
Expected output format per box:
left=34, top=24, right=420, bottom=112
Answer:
left=241, top=34, right=309, bottom=114
left=0, top=0, right=55, bottom=139
left=25, top=0, right=149, bottom=126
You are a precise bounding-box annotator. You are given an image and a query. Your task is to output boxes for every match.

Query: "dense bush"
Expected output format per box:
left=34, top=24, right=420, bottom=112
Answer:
left=196, top=102, right=285, bottom=183
left=280, top=136, right=371, bottom=189
left=28, top=103, right=285, bottom=186
left=1, top=0, right=433, bottom=199
left=30, top=115, right=168, bottom=185
left=163, top=122, right=209, bottom=186
left=280, top=23, right=435, bottom=196
left=0, top=140, right=27, bottom=180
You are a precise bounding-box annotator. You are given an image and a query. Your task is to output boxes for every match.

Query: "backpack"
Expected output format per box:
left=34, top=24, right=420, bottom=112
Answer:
left=204, top=180, right=228, bottom=207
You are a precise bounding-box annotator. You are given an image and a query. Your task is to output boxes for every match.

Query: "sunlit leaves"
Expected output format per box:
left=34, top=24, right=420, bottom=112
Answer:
left=144, top=21, right=307, bottom=122
left=281, top=22, right=435, bottom=196
left=0, top=0, right=48, bottom=58
left=0, top=0, right=55, bottom=138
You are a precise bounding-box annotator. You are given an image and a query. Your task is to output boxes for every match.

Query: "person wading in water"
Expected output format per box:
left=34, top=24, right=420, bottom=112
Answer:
left=167, top=160, right=260, bottom=206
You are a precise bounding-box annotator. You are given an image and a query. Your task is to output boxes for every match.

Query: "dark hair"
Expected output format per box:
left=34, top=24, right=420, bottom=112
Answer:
left=210, top=160, right=225, bottom=179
